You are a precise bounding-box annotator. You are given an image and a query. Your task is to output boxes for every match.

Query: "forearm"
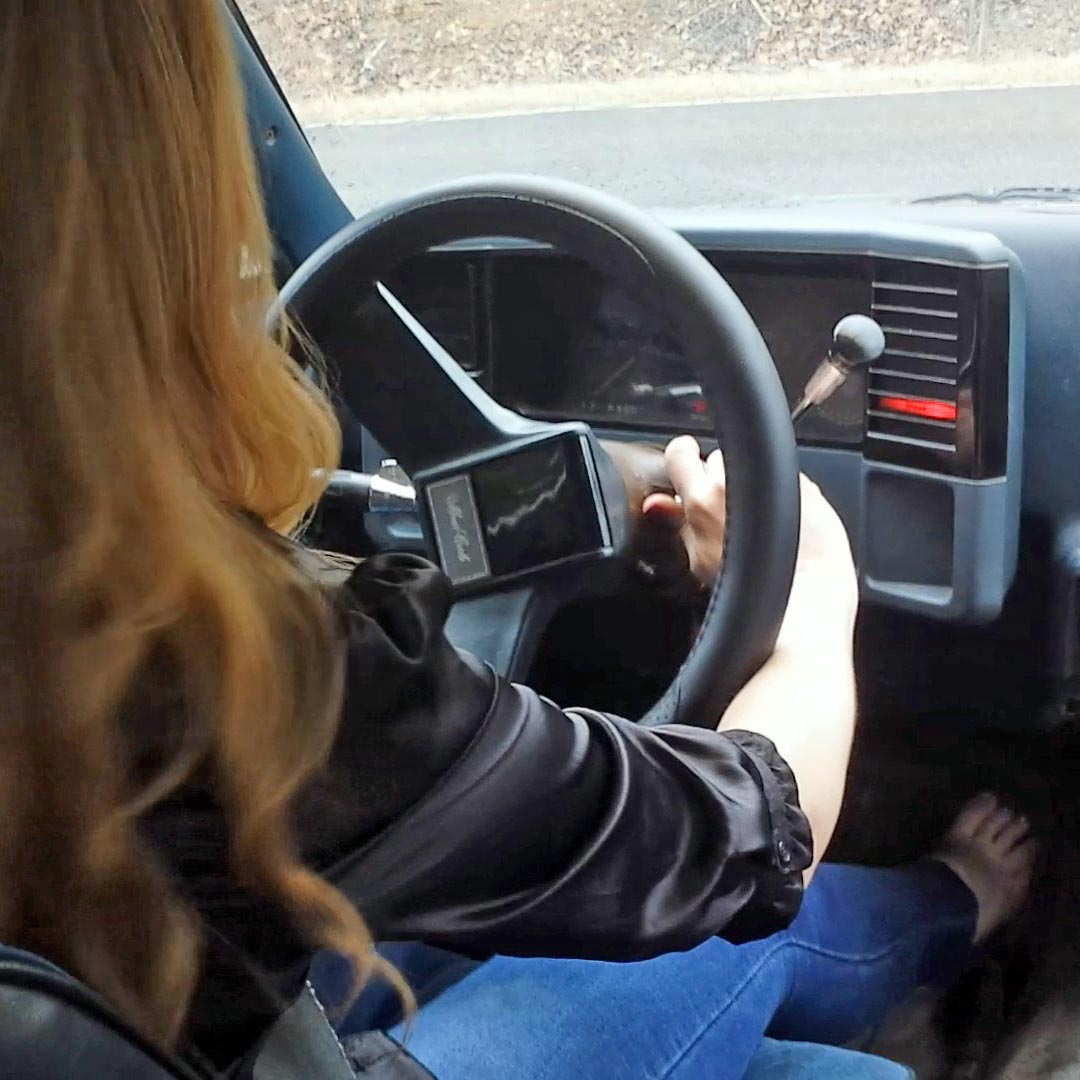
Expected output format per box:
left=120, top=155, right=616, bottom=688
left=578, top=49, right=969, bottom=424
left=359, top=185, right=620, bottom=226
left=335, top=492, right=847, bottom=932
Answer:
left=719, top=585, right=857, bottom=880
left=341, top=681, right=812, bottom=958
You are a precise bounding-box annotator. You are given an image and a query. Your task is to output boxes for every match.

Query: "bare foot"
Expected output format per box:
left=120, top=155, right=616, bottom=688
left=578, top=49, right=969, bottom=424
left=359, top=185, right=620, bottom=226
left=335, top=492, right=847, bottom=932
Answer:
left=930, top=793, right=1038, bottom=944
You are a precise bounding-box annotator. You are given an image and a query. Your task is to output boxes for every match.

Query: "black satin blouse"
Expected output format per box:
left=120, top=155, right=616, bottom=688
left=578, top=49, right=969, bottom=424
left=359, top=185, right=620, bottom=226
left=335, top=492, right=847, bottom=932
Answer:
left=142, top=552, right=813, bottom=1067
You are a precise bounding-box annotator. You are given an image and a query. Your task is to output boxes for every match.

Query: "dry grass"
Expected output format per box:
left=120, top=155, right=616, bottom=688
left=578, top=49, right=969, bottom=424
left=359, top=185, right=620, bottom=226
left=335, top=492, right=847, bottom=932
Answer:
left=242, top=0, right=1080, bottom=121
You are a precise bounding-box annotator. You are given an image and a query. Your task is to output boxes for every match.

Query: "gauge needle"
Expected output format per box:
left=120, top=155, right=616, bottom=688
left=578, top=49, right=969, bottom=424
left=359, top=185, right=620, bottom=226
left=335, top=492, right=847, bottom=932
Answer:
left=589, top=356, right=638, bottom=397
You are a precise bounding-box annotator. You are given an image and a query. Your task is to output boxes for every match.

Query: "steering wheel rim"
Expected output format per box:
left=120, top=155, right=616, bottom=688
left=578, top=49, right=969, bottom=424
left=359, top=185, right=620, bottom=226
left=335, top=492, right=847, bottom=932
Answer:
left=279, top=175, right=800, bottom=727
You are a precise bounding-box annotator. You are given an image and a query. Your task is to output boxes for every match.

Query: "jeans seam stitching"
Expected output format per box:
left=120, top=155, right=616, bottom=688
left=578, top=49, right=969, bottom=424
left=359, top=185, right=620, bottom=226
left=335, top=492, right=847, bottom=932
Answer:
left=658, top=939, right=794, bottom=1079
left=657, top=914, right=972, bottom=1079
left=786, top=912, right=973, bottom=966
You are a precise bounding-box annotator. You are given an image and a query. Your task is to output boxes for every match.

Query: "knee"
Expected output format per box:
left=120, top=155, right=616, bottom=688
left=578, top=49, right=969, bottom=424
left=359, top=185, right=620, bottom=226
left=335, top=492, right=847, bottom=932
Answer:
left=744, top=1039, right=913, bottom=1079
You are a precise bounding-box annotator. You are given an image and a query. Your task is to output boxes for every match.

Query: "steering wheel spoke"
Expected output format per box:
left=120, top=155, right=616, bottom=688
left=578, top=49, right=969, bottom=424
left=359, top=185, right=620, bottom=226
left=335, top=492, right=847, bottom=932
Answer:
left=445, top=584, right=557, bottom=681
left=336, top=282, right=550, bottom=475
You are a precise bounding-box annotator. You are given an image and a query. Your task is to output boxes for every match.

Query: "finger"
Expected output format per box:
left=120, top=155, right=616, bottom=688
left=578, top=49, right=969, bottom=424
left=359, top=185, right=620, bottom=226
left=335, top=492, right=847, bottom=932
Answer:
left=664, top=435, right=708, bottom=502
left=642, top=492, right=684, bottom=524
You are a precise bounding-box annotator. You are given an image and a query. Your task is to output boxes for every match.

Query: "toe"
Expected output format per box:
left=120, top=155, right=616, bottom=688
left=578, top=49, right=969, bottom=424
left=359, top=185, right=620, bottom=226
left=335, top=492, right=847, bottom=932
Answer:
left=995, top=814, right=1031, bottom=852
left=976, top=806, right=1016, bottom=844
left=1011, top=836, right=1041, bottom=874
left=949, top=792, right=997, bottom=840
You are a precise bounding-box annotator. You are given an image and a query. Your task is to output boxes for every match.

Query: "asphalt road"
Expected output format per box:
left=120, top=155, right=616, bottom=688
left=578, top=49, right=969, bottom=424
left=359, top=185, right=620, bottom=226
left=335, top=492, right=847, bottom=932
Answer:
left=309, top=85, right=1080, bottom=213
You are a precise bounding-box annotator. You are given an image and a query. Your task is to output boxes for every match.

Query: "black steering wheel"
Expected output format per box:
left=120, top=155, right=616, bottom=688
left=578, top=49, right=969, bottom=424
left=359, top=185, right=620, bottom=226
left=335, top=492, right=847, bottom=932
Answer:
left=278, top=176, right=800, bottom=728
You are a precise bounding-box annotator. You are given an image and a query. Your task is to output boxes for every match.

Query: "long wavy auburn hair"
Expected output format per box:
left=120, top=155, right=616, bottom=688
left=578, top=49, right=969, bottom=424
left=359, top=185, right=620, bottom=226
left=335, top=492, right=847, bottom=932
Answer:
left=0, top=0, right=400, bottom=1047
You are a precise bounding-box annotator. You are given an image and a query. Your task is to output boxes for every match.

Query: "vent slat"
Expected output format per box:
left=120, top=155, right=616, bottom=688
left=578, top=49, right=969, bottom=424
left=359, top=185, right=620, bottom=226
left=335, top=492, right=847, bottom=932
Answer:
left=875, top=307, right=963, bottom=338
left=872, top=304, right=958, bottom=319
left=867, top=409, right=957, bottom=431
left=871, top=280, right=958, bottom=296
left=871, top=367, right=957, bottom=386
left=870, top=375, right=958, bottom=403
left=881, top=325, right=959, bottom=342
left=867, top=430, right=958, bottom=453
left=870, top=388, right=957, bottom=406
left=882, top=347, right=958, bottom=365
left=868, top=263, right=963, bottom=452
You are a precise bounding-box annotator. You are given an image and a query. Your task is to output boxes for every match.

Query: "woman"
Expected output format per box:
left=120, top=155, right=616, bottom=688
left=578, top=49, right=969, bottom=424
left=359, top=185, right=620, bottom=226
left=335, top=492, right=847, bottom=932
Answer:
left=0, top=3, right=1035, bottom=1078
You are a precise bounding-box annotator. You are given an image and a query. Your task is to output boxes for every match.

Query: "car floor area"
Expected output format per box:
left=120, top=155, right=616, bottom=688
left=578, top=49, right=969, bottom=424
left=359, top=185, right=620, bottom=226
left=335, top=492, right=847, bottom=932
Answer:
left=527, top=590, right=1080, bottom=1077
left=830, top=715, right=1080, bottom=1079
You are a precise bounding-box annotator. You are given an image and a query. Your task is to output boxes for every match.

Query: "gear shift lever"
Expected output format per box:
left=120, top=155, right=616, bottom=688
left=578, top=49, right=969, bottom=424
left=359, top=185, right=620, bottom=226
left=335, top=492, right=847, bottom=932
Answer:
left=791, top=314, right=886, bottom=424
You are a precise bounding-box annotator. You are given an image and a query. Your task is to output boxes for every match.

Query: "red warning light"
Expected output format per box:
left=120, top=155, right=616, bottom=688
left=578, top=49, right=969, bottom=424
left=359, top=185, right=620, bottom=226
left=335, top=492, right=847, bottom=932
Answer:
left=691, top=399, right=708, bottom=415
left=876, top=396, right=958, bottom=423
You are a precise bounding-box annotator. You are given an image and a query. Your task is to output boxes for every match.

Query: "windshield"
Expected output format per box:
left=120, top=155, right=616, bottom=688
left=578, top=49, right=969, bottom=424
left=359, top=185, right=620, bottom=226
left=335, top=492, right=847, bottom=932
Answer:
left=241, top=1, right=1080, bottom=212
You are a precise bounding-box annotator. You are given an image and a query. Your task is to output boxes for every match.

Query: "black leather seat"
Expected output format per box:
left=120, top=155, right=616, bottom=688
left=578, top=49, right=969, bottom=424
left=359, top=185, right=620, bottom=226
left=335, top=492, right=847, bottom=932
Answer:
left=0, top=945, right=197, bottom=1079
left=0, top=944, right=432, bottom=1079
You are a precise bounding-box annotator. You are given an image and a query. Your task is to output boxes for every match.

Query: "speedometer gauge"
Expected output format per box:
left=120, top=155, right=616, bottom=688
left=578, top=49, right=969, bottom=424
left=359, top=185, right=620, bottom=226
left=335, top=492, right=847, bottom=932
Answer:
left=488, top=250, right=870, bottom=447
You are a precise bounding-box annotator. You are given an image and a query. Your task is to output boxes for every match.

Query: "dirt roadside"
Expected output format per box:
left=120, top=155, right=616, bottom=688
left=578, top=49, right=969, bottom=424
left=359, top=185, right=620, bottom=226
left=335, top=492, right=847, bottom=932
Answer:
left=292, top=55, right=1080, bottom=125
left=242, top=0, right=1080, bottom=124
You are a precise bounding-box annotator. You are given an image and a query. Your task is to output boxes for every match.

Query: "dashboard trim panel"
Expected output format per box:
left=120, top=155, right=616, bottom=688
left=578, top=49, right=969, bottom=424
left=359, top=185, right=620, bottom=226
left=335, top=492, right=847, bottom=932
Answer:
left=372, top=220, right=1024, bottom=623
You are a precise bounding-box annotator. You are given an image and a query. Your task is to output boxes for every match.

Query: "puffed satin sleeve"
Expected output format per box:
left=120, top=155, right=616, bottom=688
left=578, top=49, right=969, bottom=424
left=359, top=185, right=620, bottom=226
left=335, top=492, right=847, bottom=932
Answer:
left=297, top=552, right=814, bottom=959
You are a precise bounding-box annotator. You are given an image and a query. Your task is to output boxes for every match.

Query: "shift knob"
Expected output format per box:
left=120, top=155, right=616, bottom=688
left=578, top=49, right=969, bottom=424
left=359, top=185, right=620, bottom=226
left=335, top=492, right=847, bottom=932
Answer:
left=831, top=314, right=886, bottom=372
left=791, top=314, right=886, bottom=424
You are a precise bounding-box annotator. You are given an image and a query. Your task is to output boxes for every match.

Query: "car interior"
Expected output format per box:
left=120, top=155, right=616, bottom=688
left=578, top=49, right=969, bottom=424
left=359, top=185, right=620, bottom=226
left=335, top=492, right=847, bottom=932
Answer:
left=5, top=3, right=1080, bottom=1078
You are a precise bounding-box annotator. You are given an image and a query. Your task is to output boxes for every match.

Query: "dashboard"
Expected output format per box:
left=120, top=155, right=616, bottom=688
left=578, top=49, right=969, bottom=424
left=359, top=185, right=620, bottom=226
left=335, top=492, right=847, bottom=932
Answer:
left=488, top=253, right=870, bottom=447
left=387, top=240, right=1011, bottom=482
left=389, top=251, right=870, bottom=444
left=327, top=200, right=1080, bottom=725
left=331, top=211, right=1033, bottom=629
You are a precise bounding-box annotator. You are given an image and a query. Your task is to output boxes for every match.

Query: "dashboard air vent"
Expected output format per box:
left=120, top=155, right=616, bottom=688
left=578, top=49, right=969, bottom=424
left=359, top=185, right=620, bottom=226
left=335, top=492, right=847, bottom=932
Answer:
left=866, top=262, right=961, bottom=455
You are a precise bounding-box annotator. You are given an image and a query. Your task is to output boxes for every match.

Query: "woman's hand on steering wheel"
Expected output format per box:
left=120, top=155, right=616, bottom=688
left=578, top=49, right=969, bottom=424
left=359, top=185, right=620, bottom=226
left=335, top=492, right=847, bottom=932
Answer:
left=642, top=436, right=857, bottom=630
left=642, top=435, right=728, bottom=587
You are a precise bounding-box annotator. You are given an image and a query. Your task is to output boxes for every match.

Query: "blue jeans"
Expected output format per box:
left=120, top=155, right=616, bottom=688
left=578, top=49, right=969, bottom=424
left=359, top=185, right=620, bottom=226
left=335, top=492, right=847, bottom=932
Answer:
left=319, top=861, right=975, bottom=1079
